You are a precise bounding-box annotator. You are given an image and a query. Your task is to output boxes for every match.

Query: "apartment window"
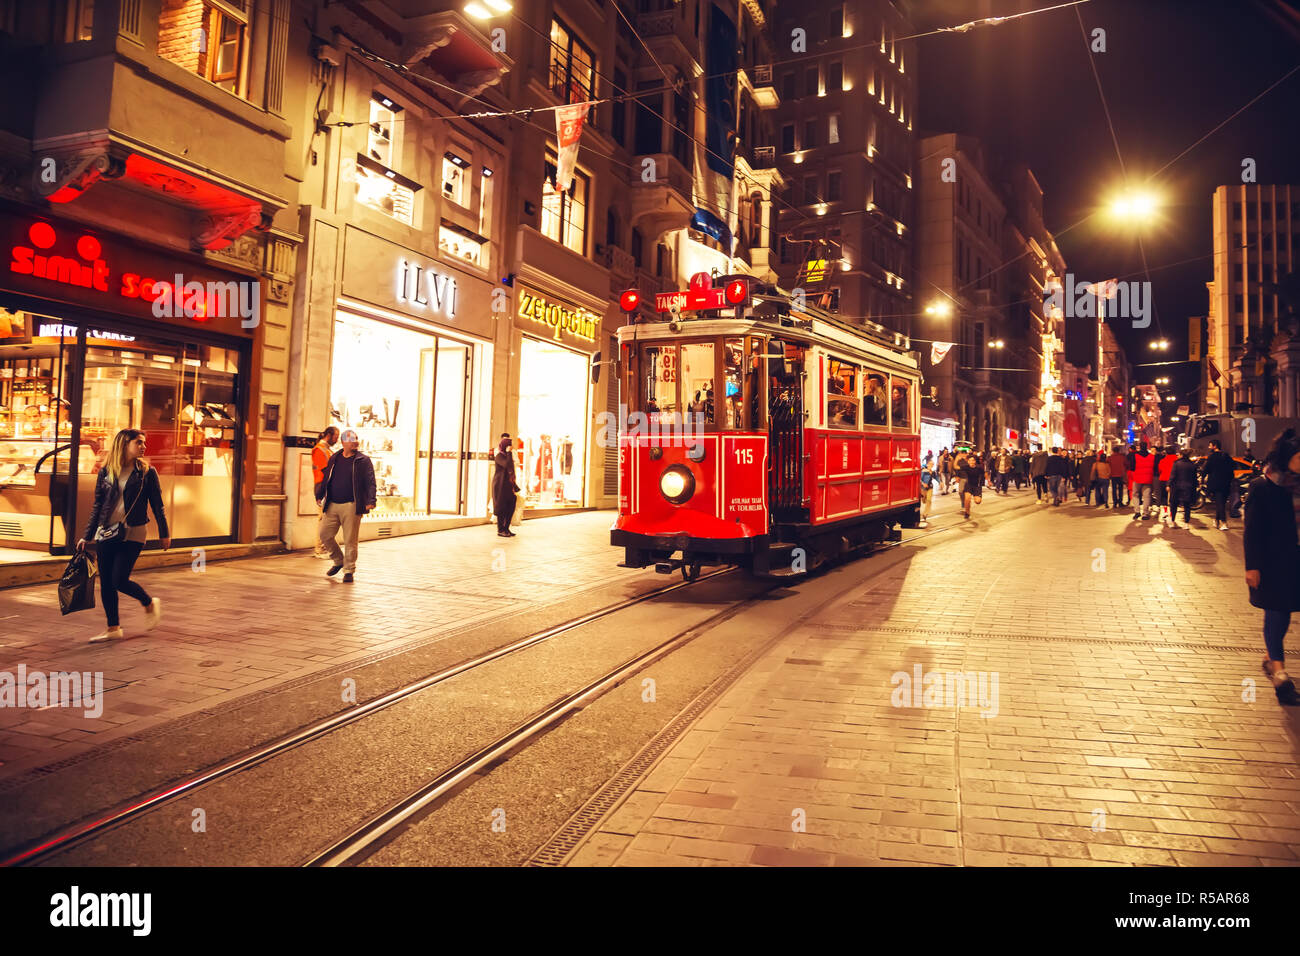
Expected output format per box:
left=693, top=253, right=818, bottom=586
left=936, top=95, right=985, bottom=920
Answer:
left=159, top=0, right=251, bottom=96
left=611, top=67, right=628, bottom=145
left=781, top=123, right=795, bottom=154
left=634, top=81, right=662, bottom=155
left=672, top=87, right=690, bottom=166
left=805, top=66, right=819, bottom=98
left=550, top=18, right=596, bottom=117
left=367, top=94, right=398, bottom=168
left=804, top=176, right=819, bottom=204
left=828, top=5, right=843, bottom=39
left=828, top=113, right=840, bottom=145
left=631, top=228, right=644, bottom=268
left=64, top=0, right=93, bottom=41
left=1234, top=293, right=1244, bottom=314
left=803, top=119, right=817, bottom=149
left=827, top=287, right=841, bottom=312
left=442, top=152, right=470, bottom=207
left=827, top=171, right=842, bottom=202
left=542, top=155, right=589, bottom=255
left=656, top=242, right=671, bottom=278
left=781, top=72, right=795, bottom=100
left=1232, top=202, right=1242, bottom=220
left=828, top=62, right=843, bottom=93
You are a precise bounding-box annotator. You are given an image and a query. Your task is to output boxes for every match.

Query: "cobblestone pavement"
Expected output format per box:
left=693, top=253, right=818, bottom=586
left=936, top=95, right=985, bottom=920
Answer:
left=0, top=511, right=638, bottom=776
left=571, top=485, right=1300, bottom=867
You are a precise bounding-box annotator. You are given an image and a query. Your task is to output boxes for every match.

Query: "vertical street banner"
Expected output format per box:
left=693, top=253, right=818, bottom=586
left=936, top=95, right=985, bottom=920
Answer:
left=554, top=96, right=590, bottom=193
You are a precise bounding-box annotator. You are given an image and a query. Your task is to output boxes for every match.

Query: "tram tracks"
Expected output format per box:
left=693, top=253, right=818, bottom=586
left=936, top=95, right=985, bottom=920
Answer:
left=7, top=497, right=1035, bottom=867
left=1, top=569, right=731, bottom=867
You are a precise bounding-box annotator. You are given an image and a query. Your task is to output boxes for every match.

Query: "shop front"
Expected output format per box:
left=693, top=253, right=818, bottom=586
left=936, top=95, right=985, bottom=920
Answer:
left=511, top=286, right=600, bottom=514
left=0, top=206, right=257, bottom=562
left=920, top=415, right=957, bottom=461
left=285, top=224, right=496, bottom=548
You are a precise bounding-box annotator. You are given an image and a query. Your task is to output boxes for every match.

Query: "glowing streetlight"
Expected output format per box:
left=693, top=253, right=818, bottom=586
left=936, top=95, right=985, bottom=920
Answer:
left=924, top=301, right=952, bottom=317
left=1149, top=339, right=1169, bottom=350
left=990, top=339, right=1005, bottom=349
left=1108, top=189, right=1160, bottom=224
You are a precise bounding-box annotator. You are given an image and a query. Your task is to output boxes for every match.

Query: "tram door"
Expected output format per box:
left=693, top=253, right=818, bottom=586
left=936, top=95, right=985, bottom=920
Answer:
left=767, top=338, right=804, bottom=523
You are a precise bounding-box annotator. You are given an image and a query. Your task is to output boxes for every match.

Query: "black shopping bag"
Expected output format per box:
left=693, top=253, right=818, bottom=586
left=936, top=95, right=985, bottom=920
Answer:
left=58, top=551, right=97, bottom=616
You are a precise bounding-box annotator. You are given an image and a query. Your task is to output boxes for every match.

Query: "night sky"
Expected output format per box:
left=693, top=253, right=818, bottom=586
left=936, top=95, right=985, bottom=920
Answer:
left=915, top=0, right=1300, bottom=406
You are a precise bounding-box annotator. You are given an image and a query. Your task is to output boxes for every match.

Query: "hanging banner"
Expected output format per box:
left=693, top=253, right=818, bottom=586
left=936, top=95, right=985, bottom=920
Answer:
left=930, top=341, right=954, bottom=365
left=554, top=97, right=591, bottom=193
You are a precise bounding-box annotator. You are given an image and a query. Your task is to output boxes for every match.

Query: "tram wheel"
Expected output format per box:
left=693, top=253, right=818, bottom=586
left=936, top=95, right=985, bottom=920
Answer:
left=682, top=562, right=702, bottom=582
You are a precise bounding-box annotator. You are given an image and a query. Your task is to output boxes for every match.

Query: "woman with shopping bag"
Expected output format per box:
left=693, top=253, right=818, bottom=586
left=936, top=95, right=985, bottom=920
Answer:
left=492, top=433, right=520, bottom=537
left=77, top=429, right=170, bottom=642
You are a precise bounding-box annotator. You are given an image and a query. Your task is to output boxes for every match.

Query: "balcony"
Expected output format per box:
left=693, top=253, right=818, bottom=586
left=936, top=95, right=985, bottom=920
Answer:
left=603, top=245, right=635, bottom=293
left=742, top=65, right=780, bottom=110
left=637, top=8, right=700, bottom=65
left=630, top=153, right=695, bottom=239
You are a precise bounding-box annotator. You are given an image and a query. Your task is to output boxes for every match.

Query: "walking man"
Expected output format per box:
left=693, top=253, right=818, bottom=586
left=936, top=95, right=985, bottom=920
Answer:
left=1030, top=445, right=1049, bottom=501
left=1169, top=448, right=1198, bottom=528
left=1202, top=439, right=1235, bottom=530
left=1130, top=441, right=1156, bottom=520
left=1046, top=447, right=1070, bottom=505
left=1092, top=453, right=1111, bottom=507
left=316, top=428, right=377, bottom=583
left=1107, top=446, right=1128, bottom=509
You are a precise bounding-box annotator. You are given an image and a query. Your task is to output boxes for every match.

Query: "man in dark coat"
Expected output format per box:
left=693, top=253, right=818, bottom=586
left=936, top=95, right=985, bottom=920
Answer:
left=493, top=433, right=519, bottom=537
left=1201, top=439, right=1236, bottom=530
left=1244, top=430, right=1300, bottom=705
left=1168, top=448, right=1199, bottom=527
left=315, top=428, right=377, bottom=582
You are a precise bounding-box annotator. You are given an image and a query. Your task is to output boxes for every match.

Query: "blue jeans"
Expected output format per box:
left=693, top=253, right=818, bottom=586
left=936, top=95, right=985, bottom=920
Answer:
left=1265, top=609, right=1290, bottom=663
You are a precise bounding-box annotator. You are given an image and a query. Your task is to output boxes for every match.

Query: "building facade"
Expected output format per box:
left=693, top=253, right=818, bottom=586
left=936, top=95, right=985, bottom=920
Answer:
left=281, top=1, right=510, bottom=549
left=0, top=0, right=301, bottom=568
left=772, top=0, right=915, bottom=332
left=1208, top=184, right=1300, bottom=417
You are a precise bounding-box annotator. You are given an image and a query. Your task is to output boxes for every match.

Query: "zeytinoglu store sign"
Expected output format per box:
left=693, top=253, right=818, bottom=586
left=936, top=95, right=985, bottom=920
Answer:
left=517, top=288, right=596, bottom=343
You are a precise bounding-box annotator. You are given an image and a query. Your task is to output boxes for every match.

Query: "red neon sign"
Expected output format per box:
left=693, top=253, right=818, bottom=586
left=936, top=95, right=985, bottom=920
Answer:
left=8, top=222, right=183, bottom=311
left=654, top=276, right=750, bottom=313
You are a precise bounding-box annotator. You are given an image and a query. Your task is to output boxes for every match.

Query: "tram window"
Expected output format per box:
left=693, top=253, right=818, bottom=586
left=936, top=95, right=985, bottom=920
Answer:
left=862, top=372, right=888, bottom=427
left=643, top=344, right=678, bottom=417
left=724, top=337, right=746, bottom=429
left=827, top=358, right=858, bottom=429
left=680, top=342, right=715, bottom=428
left=890, top=376, right=911, bottom=430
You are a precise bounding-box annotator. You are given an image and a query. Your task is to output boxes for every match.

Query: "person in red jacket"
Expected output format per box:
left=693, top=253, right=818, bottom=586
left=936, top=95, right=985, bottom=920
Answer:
left=1107, top=447, right=1129, bottom=509
left=1130, top=441, right=1157, bottom=520
left=1155, top=446, right=1177, bottom=524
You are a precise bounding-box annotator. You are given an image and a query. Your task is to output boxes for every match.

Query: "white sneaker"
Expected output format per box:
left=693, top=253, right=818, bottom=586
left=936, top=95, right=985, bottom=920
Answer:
left=1218, top=522, right=1228, bottom=531
left=143, top=597, right=162, bottom=631
left=89, top=626, right=124, bottom=643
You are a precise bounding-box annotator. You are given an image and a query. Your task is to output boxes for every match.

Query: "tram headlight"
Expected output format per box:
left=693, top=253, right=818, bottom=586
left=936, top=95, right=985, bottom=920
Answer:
left=659, top=465, right=695, bottom=504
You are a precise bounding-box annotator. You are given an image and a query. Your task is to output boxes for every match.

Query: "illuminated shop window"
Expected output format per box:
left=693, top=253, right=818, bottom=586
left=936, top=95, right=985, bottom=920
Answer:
left=159, top=0, right=250, bottom=97
left=355, top=156, right=416, bottom=226
left=64, top=0, right=94, bottom=41
left=439, top=223, right=484, bottom=268
left=442, top=153, right=470, bottom=207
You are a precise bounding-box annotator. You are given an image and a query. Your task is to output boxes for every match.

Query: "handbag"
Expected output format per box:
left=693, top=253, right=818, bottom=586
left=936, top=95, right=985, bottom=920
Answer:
left=58, top=551, right=97, bottom=615
left=94, top=467, right=146, bottom=543
left=511, top=489, right=524, bottom=527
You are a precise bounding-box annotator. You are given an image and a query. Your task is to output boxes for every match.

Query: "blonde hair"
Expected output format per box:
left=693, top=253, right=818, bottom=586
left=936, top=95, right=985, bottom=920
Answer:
left=105, top=429, right=145, bottom=482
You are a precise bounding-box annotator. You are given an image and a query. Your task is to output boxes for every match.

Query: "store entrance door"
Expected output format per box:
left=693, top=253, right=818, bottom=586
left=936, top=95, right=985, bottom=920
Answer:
left=430, top=341, right=469, bottom=514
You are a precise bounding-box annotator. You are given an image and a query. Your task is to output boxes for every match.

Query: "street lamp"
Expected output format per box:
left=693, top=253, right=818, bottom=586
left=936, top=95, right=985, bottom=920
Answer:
left=1149, top=339, right=1169, bottom=350
left=1107, top=188, right=1160, bottom=225
left=924, top=301, right=952, bottom=317
left=990, top=339, right=1005, bottom=349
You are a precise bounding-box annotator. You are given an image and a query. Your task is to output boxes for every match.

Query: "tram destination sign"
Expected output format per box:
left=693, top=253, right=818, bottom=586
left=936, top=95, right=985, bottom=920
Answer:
left=654, top=274, right=750, bottom=313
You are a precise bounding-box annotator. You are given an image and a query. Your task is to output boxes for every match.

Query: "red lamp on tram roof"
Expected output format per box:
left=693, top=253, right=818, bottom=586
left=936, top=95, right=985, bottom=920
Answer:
left=619, top=289, right=641, bottom=313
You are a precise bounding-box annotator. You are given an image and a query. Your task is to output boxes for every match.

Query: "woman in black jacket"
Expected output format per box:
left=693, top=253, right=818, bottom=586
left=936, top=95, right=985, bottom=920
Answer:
left=1244, top=430, right=1300, bottom=705
left=77, top=429, right=170, bottom=643
left=492, top=434, right=519, bottom=537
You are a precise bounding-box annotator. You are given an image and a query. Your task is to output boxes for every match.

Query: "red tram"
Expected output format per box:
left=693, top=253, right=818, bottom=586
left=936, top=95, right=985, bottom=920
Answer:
left=611, top=279, right=922, bottom=578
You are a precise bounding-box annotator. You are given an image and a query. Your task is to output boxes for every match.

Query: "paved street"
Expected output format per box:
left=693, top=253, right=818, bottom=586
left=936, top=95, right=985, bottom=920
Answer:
left=566, top=486, right=1300, bottom=867
left=0, top=511, right=644, bottom=776
left=5, top=482, right=1295, bottom=868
